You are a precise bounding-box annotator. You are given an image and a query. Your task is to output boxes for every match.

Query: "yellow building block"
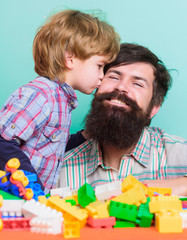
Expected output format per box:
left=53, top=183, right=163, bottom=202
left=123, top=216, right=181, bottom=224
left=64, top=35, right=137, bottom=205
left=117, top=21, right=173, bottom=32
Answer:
left=148, top=187, right=172, bottom=195
left=155, top=209, right=183, bottom=233
left=38, top=195, right=48, bottom=205
left=47, top=196, right=88, bottom=222
left=65, top=194, right=78, bottom=205
left=63, top=220, right=80, bottom=238
left=149, top=196, right=182, bottom=213
left=0, top=195, right=3, bottom=207
left=86, top=200, right=110, bottom=218
left=0, top=171, right=8, bottom=183
left=112, top=185, right=147, bottom=206
left=121, top=175, right=148, bottom=194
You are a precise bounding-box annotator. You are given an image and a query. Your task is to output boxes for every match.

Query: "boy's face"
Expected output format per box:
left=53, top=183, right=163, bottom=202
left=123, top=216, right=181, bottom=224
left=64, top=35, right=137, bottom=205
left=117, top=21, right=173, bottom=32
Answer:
left=66, top=55, right=108, bottom=94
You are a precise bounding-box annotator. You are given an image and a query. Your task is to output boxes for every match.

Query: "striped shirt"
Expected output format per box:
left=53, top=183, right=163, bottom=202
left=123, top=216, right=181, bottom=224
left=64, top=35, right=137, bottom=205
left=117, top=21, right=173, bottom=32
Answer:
left=58, top=127, right=187, bottom=189
left=0, top=76, right=78, bottom=193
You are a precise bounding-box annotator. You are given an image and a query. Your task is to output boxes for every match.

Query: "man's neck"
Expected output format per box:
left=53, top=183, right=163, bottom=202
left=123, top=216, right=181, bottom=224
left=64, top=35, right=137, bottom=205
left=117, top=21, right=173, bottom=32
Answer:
left=101, top=143, right=134, bottom=170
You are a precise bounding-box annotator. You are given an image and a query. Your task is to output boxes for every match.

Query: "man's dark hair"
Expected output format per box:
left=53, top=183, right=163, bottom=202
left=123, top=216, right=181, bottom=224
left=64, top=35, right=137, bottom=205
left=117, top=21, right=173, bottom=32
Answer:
left=104, top=43, right=172, bottom=107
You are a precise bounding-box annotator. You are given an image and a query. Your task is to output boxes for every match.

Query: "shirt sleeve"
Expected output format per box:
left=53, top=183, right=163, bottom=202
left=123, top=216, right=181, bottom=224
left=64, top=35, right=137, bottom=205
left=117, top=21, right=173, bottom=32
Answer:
left=0, top=85, right=50, bottom=142
left=65, top=130, right=86, bottom=152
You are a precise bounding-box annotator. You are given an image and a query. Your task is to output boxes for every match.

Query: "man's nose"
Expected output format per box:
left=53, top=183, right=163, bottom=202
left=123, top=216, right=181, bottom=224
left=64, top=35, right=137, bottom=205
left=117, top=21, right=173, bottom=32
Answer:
left=115, top=79, right=129, bottom=93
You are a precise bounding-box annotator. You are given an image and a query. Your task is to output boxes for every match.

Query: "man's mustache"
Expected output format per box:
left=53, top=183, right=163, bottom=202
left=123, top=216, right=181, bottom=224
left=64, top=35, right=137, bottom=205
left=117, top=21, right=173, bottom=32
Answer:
left=94, top=90, right=141, bottom=111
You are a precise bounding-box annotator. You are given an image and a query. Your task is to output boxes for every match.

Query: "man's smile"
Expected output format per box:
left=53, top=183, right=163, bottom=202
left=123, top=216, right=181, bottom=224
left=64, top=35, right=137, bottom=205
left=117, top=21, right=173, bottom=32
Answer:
left=104, top=98, right=130, bottom=109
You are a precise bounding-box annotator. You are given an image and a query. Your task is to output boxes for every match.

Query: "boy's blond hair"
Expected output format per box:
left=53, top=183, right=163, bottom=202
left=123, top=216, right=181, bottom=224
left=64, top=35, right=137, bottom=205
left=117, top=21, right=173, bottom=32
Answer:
left=33, top=9, right=120, bottom=82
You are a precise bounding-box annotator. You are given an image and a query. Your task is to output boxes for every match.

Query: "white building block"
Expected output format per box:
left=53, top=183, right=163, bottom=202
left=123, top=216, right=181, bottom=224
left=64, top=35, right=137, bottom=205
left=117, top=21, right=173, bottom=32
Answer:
left=30, top=215, right=63, bottom=234
left=50, top=187, right=73, bottom=198
left=21, top=199, right=63, bottom=219
left=180, top=211, right=187, bottom=228
left=95, top=181, right=122, bottom=201
left=0, top=199, right=24, bottom=217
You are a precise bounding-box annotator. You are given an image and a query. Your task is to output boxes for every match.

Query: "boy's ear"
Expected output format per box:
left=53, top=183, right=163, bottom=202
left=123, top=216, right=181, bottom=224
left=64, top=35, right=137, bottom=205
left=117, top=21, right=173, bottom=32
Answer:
left=65, top=51, right=75, bottom=69
left=149, top=105, right=160, bottom=119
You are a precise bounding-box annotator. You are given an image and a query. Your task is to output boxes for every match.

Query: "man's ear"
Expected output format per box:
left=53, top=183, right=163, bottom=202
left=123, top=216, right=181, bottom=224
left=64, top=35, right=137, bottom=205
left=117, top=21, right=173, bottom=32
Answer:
left=65, top=51, right=75, bottom=69
left=149, top=105, right=160, bottom=119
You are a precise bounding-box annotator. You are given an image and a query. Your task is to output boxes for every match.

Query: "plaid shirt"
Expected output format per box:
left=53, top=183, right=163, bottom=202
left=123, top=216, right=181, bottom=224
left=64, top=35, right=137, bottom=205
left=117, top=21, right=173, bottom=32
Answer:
left=0, top=76, right=78, bottom=193
left=58, top=127, right=187, bottom=190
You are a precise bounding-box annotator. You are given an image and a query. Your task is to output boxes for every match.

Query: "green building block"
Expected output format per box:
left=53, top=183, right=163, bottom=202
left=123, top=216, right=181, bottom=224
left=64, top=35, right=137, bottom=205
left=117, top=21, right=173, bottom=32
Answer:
left=66, top=199, right=77, bottom=206
left=78, top=183, right=96, bottom=208
left=135, top=197, right=153, bottom=227
left=109, top=201, right=138, bottom=222
left=0, top=190, right=22, bottom=200
left=114, top=220, right=136, bottom=228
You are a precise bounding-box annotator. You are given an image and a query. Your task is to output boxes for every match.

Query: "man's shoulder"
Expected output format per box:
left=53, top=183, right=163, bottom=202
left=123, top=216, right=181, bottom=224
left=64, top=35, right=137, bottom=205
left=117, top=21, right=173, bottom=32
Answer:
left=146, top=126, right=187, bottom=144
left=63, top=139, right=94, bottom=164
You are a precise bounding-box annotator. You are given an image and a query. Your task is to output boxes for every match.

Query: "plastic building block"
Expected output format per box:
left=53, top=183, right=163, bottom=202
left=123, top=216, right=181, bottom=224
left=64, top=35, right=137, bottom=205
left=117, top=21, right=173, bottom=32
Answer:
left=0, top=195, right=3, bottom=207
left=1, top=199, right=24, bottom=218
left=63, top=220, right=80, bottom=238
left=22, top=170, right=37, bottom=183
left=87, top=216, right=116, bottom=228
left=149, top=196, right=182, bottom=213
left=2, top=217, right=31, bottom=229
left=0, top=170, right=8, bottom=183
left=86, top=200, right=110, bottom=219
left=135, top=197, right=153, bottom=227
left=30, top=216, right=63, bottom=234
left=121, top=175, right=148, bottom=193
left=22, top=199, right=62, bottom=219
left=109, top=200, right=138, bottom=222
left=66, top=199, right=77, bottom=206
left=47, top=196, right=88, bottom=222
left=155, top=209, right=183, bottom=233
left=78, top=183, right=96, bottom=208
left=148, top=187, right=171, bottom=196
left=26, top=182, right=45, bottom=200
left=114, top=220, right=136, bottom=228
left=95, top=181, right=122, bottom=201
left=6, top=158, right=20, bottom=170
left=65, top=194, right=78, bottom=205
left=50, top=187, right=73, bottom=198
left=180, top=211, right=187, bottom=228
left=0, top=218, right=3, bottom=231
left=112, top=185, right=147, bottom=206
left=38, top=195, right=48, bottom=205
left=0, top=190, right=21, bottom=200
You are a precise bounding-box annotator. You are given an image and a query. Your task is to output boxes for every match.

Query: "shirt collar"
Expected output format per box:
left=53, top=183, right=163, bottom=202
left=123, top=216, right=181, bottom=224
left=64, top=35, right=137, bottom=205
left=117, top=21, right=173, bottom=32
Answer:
left=130, top=127, right=151, bottom=168
left=87, top=127, right=151, bottom=176
left=55, top=79, right=78, bottom=109
left=87, top=141, right=110, bottom=176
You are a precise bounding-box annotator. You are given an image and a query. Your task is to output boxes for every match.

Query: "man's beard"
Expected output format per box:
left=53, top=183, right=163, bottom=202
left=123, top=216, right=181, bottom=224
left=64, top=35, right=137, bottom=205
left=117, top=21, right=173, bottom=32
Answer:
left=85, top=90, right=151, bottom=150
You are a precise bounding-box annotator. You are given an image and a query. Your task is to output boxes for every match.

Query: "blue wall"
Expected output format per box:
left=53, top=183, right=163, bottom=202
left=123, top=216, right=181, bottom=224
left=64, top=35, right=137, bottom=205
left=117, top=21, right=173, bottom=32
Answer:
left=1, top=0, right=187, bottom=138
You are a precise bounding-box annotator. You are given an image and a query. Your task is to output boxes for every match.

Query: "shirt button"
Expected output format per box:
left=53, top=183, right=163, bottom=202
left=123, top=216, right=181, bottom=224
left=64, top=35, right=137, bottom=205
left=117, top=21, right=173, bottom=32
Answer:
left=52, top=134, right=56, bottom=139
left=11, top=124, right=15, bottom=129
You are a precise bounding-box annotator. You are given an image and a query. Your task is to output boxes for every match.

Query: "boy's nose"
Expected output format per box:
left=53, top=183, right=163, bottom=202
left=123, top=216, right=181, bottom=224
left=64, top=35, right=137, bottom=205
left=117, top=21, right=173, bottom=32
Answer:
left=99, top=70, right=104, bottom=80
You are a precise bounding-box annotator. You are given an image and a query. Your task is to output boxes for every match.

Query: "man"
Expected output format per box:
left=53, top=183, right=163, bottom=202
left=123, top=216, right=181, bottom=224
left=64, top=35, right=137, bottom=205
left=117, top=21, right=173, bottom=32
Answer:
left=58, top=43, right=187, bottom=195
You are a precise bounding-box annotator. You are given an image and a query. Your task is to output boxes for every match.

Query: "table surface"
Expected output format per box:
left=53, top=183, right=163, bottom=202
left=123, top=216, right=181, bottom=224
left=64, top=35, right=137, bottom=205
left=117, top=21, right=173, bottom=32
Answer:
left=1, top=226, right=187, bottom=240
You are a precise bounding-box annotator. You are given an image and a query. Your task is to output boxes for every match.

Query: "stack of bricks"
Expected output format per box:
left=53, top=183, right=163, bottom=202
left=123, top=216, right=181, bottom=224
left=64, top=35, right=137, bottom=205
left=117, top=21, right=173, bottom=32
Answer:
left=0, top=158, right=187, bottom=238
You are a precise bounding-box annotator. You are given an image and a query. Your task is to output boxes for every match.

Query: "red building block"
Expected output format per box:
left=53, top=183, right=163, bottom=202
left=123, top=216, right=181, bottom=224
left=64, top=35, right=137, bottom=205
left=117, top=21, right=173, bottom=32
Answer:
left=87, top=216, right=116, bottom=228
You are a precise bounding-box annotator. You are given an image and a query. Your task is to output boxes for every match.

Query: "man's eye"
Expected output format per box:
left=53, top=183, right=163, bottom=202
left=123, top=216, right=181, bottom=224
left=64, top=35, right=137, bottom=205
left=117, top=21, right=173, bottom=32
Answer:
left=108, top=76, right=119, bottom=80
left=98, top=65, right=103, bottom=69
left=134, top=82, right=143, bottom=87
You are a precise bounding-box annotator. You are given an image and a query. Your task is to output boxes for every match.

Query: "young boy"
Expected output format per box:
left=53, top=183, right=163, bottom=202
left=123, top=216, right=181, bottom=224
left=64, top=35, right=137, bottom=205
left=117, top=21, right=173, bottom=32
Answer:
left=0, top=9, right=120, bottom=193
